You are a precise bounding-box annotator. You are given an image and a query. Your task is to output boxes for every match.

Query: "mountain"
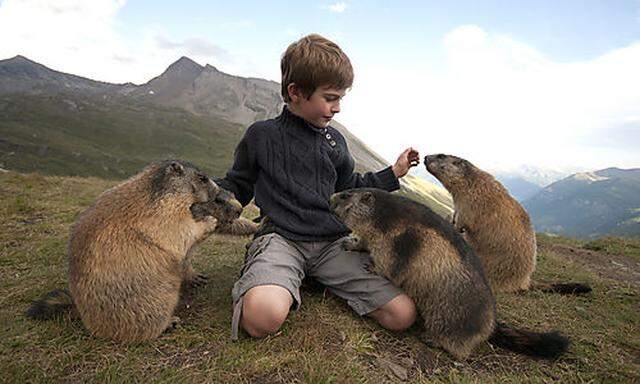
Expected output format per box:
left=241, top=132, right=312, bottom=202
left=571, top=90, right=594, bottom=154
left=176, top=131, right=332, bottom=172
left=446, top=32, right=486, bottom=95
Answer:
left=494, top=165, right=574, bottom=187
left=0, top=55, right=132, bottom=95
left=126, top=56, right=283, bottom=126
left=494, top=175, right=542, bottom=202
left=0, top=92, right=245, bottom=179
left=523, top=168, right=640, bottom=238
left=0, top=55, right=452, bottom=215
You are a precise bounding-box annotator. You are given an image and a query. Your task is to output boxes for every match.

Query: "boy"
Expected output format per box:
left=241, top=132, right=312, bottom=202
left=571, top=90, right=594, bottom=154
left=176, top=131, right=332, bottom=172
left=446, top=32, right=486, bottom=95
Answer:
left=216, top=34, right=420, bottom=339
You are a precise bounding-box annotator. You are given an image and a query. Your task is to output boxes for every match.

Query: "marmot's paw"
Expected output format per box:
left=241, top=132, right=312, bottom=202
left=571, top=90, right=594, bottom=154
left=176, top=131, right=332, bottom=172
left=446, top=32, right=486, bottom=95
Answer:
left=419, top=334, right=440, bottom=349
left=343, top=235, right=366, bottom=252
left=187, top=274, right=209, bottom=288
left=198, top=216, right=218, bottom=237
left=165, top=316, right=181, bottom=333
left=190, top=202, right=212, bottom=222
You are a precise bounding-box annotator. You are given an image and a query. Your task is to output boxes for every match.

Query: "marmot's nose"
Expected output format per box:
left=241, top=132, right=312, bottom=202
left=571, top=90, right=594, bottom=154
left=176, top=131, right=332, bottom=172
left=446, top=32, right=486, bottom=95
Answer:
left=424, top=155, right=433, bottom=165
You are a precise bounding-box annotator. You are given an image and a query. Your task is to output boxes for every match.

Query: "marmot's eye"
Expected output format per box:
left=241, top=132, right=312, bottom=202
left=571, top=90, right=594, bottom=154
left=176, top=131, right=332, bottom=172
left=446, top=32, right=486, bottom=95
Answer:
left=198, top=174, right=209, bottom=183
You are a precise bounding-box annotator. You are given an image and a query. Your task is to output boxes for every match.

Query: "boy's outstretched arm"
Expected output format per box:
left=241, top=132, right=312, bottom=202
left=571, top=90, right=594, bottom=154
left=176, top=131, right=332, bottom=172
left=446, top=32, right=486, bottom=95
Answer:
left=335, top=144, right=419, bottom=192
left=214, top=126, right=258, bottom=207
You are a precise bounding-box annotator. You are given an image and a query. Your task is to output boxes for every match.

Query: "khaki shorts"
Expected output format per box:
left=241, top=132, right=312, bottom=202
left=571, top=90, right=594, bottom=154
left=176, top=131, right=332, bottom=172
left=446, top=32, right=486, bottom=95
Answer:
left=230, top=233, right=403, bottom=339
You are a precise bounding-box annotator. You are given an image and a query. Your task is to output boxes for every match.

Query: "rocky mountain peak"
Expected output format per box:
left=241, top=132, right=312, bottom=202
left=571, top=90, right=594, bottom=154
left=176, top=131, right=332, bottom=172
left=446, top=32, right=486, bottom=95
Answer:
left=203, top=64, right=219, bottom=73
left=163, top=56, right=203, bottom=76
left=0, top=55, right=50, bottom=76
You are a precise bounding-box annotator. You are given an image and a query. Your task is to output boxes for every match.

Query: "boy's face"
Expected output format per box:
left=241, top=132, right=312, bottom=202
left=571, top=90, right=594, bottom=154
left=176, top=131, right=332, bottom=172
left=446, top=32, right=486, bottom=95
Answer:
left=289, top=84, right=346, bottom=128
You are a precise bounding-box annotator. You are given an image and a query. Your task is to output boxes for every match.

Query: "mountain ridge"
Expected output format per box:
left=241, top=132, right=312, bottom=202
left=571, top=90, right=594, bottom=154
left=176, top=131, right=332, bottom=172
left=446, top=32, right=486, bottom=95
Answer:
left=524, top=167, right=640, bottom=238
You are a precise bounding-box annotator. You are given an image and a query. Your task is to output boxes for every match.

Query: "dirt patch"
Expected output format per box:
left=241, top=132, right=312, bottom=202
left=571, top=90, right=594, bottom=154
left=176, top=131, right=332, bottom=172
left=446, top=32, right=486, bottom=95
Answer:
left=539, top=243, right=640, bottom=288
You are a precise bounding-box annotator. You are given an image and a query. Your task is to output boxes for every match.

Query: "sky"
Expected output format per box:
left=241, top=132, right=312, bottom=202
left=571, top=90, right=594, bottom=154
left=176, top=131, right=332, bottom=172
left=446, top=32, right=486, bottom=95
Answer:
left=1, top=0, right=639, bottom=172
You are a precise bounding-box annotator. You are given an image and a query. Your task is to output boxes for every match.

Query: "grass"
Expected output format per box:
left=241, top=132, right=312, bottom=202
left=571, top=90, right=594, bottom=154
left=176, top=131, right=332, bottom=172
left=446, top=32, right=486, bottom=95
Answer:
left=582, top=237, right=640, bottom=262
left=537, top=233, right=640, bottom=263
left=1, top=170, right=639, bottom=383
left=0, top=93, right=244, bottom=180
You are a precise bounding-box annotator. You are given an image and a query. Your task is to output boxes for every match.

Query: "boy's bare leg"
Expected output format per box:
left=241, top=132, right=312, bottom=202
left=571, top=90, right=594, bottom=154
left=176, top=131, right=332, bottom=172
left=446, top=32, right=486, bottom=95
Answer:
left=241, top=285, right=293, bottom=338
left=367, top=293, right=417, bottom=331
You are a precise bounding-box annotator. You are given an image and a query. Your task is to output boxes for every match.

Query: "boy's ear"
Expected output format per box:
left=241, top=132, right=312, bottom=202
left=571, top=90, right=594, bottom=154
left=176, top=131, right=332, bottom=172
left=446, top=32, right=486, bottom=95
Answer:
left=287, top=83, right=300, bottom=103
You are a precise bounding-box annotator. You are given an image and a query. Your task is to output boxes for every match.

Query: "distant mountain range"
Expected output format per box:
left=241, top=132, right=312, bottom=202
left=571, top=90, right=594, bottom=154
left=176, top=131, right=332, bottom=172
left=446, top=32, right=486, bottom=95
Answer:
left=523, top=168, right=640, bottom=238
left=0, top=55, right=282, bottom=126
left=0, top=55, right=452, bottom=217
left=494, top=175, right=542, bottom=202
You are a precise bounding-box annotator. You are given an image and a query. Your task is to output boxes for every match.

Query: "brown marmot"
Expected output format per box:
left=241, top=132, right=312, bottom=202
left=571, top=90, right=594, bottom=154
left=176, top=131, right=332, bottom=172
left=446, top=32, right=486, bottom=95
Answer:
left=27, top=160, right=242, bottom=342
left=330, top=188, right=569, bottom=360
left=425, top=154, right=590, bottom=295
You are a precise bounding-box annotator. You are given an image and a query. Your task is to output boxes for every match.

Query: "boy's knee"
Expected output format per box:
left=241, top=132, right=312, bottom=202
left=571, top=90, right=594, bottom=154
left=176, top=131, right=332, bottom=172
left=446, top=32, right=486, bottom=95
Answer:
left=370, top=294, right=417, bottom=332
left=241, top=285, right=293, bottom=338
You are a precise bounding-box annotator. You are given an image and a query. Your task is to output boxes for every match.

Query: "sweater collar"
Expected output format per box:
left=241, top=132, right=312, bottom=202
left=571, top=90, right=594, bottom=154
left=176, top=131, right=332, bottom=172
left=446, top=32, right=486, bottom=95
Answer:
left=280, top=105, right=326, bottom=134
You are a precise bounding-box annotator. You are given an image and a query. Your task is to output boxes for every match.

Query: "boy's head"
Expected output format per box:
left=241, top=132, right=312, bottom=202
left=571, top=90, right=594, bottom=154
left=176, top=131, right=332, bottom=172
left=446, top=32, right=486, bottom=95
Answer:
left=281, top=34, right=354, bottom=127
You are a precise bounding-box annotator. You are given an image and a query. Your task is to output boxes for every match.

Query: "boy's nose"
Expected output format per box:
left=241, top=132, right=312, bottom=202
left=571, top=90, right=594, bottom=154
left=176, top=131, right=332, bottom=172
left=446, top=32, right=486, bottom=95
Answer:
left=331, top=102, right=340, bottom=113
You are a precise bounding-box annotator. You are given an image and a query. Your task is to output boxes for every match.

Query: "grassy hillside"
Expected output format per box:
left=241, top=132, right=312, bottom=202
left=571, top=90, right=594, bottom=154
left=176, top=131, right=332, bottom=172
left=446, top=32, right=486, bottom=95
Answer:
left=0, top=94, right=244, bottom=179
left=0, top=93, right=453, bottom=216
left=1, top=170, right=638, bottom=383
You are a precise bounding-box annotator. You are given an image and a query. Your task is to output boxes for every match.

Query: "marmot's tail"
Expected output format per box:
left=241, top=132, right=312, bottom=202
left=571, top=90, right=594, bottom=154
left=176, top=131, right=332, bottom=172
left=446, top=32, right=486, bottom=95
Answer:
left=215, top=217, right=258, bottom=236
left=489, top=322, right=569, bottom=359
left=531, top=281, right=592, bottom=295
left=26, top=289, right=74, bottom=320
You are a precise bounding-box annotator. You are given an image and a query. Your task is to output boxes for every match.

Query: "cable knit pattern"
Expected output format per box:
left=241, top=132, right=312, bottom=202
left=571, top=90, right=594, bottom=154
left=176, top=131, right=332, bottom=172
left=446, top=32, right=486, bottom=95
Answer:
left=215, top=106, right=400, bottom=241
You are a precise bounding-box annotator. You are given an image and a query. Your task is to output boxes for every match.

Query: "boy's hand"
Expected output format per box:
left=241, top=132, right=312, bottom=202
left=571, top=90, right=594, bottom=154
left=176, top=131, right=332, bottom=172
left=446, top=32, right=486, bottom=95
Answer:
left=392, top=147, right=420, bottom=178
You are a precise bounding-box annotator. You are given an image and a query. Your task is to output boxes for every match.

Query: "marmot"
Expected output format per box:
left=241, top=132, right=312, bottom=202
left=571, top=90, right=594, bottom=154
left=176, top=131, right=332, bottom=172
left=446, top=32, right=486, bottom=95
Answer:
left=330, top=189, right=569, bottom=360
left=425, top=154, right=590, bottom=294
left=27, top=160, right=242, bottom=342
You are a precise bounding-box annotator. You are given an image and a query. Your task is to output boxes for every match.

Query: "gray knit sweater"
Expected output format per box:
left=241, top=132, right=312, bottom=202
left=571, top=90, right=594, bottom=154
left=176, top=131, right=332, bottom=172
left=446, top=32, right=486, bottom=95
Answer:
left=215, top=106, right=400, bottom=241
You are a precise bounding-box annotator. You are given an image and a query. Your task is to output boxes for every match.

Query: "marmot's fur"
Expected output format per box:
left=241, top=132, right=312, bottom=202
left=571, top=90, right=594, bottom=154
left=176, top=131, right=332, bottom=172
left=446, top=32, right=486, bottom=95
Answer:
left=426, top=154, right=590, bottom=295
left=330, top=189, right=569, bottom=360
left=27, top=160, right=242, bottom=342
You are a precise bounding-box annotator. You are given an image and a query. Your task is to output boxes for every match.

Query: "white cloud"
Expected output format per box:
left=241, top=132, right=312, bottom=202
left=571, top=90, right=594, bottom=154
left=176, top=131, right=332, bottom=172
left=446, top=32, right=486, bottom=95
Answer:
left=0, top=0, right=132, bottom=82
left=328, top=2, right=347, bottom=13
left=339, top=25, right=640, bottom=171
left=0, top=0, right=259, bottom=84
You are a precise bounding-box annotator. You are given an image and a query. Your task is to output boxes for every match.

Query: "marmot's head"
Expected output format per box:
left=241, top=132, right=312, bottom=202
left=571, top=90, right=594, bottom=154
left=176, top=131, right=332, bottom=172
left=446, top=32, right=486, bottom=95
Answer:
left=425, top=154, right=475, bottom=192
left=190, top=188, right=242, bottom=224
left=150, top=160, right=220, bottom=204
left=330, top=189, right=377, bottom=229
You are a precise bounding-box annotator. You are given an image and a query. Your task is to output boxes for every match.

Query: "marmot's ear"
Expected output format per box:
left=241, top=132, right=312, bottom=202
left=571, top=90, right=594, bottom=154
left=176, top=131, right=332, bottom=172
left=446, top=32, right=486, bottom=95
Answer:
left=167, top=161, right=184, bottom=176
left=361, top=191, right=374, bottom=205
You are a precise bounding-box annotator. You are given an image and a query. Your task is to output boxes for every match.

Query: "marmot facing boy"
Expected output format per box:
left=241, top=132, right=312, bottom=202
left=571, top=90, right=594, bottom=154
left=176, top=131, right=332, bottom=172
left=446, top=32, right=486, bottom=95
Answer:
left=330, top=189, right=569, bottom=360
left=27, top=160, right=241, bottom=342
left=425, top=154, right=590, bottom=294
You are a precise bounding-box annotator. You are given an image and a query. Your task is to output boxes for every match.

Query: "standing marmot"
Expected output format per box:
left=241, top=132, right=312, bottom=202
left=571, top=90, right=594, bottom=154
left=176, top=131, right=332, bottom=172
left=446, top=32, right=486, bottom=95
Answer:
left=330, top=189, right=569, bottom=360
left=425, top=154, right=590, bottom=295
left=27, top=160, right=241, bottom=342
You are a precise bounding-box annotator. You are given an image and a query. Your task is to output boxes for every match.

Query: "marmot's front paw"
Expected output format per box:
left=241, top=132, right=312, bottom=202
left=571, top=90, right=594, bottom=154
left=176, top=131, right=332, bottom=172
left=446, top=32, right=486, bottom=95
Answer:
left=343, top=235, right=367, bottom=252
left=165, top=316, right=181, bottom=333
left=202, top=216, right=218, bottom=234
left=187, top=273, right=208, bottom=288
left=190, top=202, right=212, bottom=222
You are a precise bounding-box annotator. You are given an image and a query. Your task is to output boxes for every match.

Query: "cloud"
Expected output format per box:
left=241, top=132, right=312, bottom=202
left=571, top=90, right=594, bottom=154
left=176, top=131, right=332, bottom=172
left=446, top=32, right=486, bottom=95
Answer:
left=0, top=0, right=263, bottom=84
left=0, top=0, right=140, bottom=82
left=339, top=25, right=640, bottom=171
left=328, top=2, right=347, bottom=13
left=155, top=36, right=230, bottom=60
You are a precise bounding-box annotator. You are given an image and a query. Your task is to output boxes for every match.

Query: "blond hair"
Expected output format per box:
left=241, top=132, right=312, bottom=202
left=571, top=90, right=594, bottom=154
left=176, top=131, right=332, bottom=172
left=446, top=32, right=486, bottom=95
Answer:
left=280, top=34, right=354, bottom=102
